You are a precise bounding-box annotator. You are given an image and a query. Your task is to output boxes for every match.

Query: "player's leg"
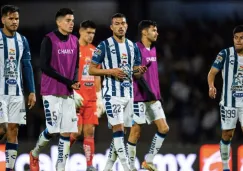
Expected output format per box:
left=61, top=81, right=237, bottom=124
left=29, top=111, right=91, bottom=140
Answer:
left=142, top=101, right=169, bottom=171
left=103, top=138, right=118, bottom=171
left=82, top=101, right=98, bottom=171
left=70, top=107, right=85, bottom=147
left=30, top=96, right=60, bottom=171
left=219, top=105, right=238, bottom=171
left=6, top=96, right=27, bottom=171
left=6, top=123, right=19, bottom=171
left=83, top=124, right=95, bottom=170
left=104, top=96, right=130, bottom=171
left=56, top=96, right=78, bottom=171
left=0, top=123, right=7, bottom=142
left=127, top=102, right=146, bottom=171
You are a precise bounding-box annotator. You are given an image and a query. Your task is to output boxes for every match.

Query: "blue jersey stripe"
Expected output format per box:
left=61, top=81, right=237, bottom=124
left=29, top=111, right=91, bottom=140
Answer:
left=224, top=48, right=229, bottom=106
left=125, top=40, right=132, bottom=98
left=104, top=40, right=116, bottom=96
left=232, top=49, right=238, bottom=107
left=113, top=38, right=124, bottom=97
left=2, top=34, right=8, bottom=95
left=102, top=42, right=109, bottom=96
left=14, top=35, right=20, bottom=96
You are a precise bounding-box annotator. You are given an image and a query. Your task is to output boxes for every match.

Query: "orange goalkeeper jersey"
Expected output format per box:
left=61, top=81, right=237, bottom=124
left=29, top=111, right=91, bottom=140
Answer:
left=77, top=44, right=97, bottom=100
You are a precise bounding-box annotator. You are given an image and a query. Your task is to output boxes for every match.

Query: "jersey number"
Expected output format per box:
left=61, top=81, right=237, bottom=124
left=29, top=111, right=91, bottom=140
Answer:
left=112, top=104, right=121, bottom=114
left=225, top=109, right=236, bottom=118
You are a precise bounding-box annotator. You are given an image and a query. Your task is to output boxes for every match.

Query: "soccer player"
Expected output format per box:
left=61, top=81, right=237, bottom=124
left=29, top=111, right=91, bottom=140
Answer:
left=208, top=25, right=243, bottom=171
left=0, top=5, right=36, bottom=171
left=128, top=20, right=169, bottom=171
left=89, top=13, right=146, bottom=171
left=103, top=20, right=169, bottom=171
left=29, top=8, right=80, bottom=171
left=70, top=20, right=104, bottom=171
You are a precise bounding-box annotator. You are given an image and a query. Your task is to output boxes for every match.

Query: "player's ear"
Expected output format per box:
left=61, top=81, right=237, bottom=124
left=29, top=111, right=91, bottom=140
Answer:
left=142, top=29, right=147, bottom=36
left=1, top=16, right=5, bottom=25
left=110, top=25, right=113, bottom=31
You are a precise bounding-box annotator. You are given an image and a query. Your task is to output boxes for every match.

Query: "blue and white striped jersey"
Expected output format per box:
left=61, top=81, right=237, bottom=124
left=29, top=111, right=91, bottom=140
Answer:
left=0, top=29, right=35, bottom=96
left=212, top=46, right=243, bottom=107
left=92, top=37, right=141, bottom=98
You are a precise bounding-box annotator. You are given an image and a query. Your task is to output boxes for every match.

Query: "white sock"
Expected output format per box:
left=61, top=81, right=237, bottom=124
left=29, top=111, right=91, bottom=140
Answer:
left=104, top=139, right=117, bottom=171
left=32, top=128, right=52, bottom=157
left=146, top=132, right=166, bottom=163
left=113, top=131, right=130, bottom=170
left=127, top=141, right=136, bottom=170
left=220, top=139, right=230, bottom=170
left=56, top=136, right=70, bottom=171
left=5, top=142, right=18, bottom=170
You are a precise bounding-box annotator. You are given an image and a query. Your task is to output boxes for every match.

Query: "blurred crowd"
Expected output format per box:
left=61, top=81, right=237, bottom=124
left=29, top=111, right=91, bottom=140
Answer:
left=16, top=16, right=243, bottom=144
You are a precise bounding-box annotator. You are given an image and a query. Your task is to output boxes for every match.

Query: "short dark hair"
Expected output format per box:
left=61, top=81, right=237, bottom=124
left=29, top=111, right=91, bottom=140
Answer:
left=233, top=25, right=243, bottom=35
left=138, top=20, right=157, bottom=36
left=111, top=13, right=126, bottom=23
left=80, top=20, right=96, bottom=29
left=1, top=5, right=19, bottom=16
left=55, top=8, right=74, bottom=20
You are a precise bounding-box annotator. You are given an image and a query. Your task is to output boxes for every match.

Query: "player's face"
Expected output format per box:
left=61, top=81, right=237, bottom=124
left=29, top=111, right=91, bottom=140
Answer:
left=110, top=17, right=128, bottom=38
left=234, top=32, right=243, bottom=51
left=1, top=12, right=19, bottom=32
left=80, top=28, right=96, bottom=44
left=146, top=26, right=159, bottom=42
left=57, top=14, right=74, bottom=34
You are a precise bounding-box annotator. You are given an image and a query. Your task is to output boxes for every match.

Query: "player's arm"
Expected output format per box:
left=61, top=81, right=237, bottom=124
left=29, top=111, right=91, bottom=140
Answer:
left=21, top=36, right=36, bottom=109
left=208, top=49, right=226, bottom=99
left=73, top=40, right=80, bottom=82
left=133, top=44, right=147, bottom=79
left=89, top=42, right=126, bottom=79
left=40, top=37, right=77, bottom=89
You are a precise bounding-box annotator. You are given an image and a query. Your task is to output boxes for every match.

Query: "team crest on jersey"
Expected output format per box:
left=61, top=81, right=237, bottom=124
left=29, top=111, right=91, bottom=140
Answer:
left=231, top=73, right=243, bottom=91
left=4, top=57, right=18, bottom=78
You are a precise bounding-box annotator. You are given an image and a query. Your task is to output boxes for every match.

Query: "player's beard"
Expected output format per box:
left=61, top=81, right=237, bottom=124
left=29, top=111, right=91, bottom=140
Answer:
left=5, top=25, right=18, bottom=34
left=114, top=32, right=125, bottom=40
left=235, top=48, right=243, bottom=54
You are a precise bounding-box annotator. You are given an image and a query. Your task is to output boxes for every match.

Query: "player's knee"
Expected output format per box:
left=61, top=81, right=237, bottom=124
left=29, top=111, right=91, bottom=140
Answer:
left=6, top=125, right=18, bottom=142
left=222, top=130, right=234, bottom=141
left=83, top=126, right=95, bottom=137
left=130, top=125, right=141, bottom=140
left=158, top=124, right=169, bottom=134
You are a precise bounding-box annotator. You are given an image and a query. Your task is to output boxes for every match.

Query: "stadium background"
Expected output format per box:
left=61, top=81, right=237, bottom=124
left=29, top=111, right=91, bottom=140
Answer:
left=1, top=0, right=243, bottom=170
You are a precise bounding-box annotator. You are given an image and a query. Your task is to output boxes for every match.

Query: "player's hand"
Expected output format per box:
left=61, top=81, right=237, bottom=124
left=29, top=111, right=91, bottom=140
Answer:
left=96, top=91, right=105, bottom=118
left=110, top=68, right=126, bottom=79
left=137, top=65, right=147, bottom=74
left=28, top=93, right=36, bottom=109
left=209, top=86, right=217, bottom=99
left=71, top=82, right=80, bottom=90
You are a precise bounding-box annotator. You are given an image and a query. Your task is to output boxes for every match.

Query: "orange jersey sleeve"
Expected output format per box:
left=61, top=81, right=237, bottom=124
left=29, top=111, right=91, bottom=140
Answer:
left=77, top=44, right=97, bottom=100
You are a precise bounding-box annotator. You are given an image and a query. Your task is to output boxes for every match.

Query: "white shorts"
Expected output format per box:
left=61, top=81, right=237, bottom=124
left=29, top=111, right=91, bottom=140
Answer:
left=133, top=100, right=165, bottom=124
left=220, top=105, right=243, bottom=130
left=42, top=95, right=78, bottom=134
left=0, top=95, right=26, bottom=124
left=103, top=95, right=133, bottom=127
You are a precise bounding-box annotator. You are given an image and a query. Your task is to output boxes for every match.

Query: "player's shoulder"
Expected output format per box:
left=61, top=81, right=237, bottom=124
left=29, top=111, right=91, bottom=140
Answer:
left=219, top=46, right=234, bottom=56
left=89, top=44, right=96, bottom=50
left=70, top=33, right=78, bottom=40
